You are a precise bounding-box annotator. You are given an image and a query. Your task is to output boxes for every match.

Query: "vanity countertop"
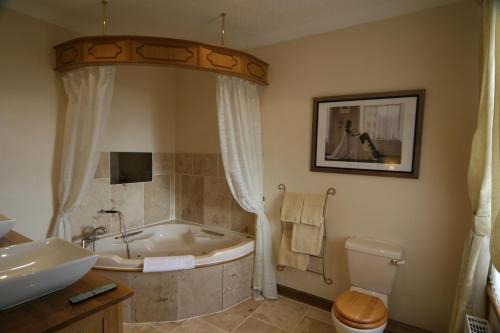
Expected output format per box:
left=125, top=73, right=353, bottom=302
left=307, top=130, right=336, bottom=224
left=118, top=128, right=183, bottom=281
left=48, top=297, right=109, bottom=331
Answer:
left=0, top=231, right=134, bottom=333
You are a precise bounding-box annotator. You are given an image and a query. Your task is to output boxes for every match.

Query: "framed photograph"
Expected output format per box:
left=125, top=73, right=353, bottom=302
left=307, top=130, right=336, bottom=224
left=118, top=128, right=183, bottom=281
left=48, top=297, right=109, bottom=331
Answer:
left=311, top=90, right=425, bottom=178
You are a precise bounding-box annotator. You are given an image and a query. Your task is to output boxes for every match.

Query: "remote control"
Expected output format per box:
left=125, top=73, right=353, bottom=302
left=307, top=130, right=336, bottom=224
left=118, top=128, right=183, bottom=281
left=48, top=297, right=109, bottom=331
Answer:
left=69, top=283, right=117, bottom=304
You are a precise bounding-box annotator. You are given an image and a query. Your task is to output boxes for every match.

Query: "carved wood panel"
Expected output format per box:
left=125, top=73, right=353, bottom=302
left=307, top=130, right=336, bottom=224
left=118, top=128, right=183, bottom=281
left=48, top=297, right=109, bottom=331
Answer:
left=54, top=36, right=268, bottom=85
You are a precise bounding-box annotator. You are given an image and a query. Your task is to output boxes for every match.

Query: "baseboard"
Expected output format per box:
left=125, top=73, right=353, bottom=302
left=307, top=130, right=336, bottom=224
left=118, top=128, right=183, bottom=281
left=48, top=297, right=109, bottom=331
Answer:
left=276, top=284, right=433, bottom=333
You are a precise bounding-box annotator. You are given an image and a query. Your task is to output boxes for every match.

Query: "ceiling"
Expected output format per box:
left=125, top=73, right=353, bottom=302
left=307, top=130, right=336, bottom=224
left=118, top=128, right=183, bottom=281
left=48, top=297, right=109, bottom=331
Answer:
left=2, top=0, right=466, bottom=49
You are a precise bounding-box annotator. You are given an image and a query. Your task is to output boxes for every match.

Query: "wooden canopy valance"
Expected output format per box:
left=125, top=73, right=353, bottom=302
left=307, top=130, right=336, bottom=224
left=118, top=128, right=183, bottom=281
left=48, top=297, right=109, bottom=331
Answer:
left=54, top=35, right=269, bottom=85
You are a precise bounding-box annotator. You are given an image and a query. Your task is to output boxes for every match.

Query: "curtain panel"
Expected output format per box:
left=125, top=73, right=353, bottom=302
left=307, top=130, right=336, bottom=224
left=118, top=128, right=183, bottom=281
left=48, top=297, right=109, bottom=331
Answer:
left=449, top=1, right=500, bottom=331
left=51, top=66, right=115, bottom=240
left=216, top=75, right=278, bottom=299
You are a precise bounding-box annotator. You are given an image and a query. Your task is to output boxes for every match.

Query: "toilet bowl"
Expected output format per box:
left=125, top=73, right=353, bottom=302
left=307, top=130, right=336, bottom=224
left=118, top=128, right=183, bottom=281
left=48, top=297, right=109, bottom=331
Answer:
left=331, top=287, right=387, bottom=333
left=331, top=236, right=404, bottom=333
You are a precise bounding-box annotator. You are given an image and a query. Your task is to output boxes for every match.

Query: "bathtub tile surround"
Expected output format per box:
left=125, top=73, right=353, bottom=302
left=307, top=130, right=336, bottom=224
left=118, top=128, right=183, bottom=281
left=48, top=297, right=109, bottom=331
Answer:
left=176, top=152, right=255, bottom=236
left=130, top=271, right=179, bottom=322
left=179, top=265, right=223, bottom=319
left=222, top=254, right=254, bottom=310
left=111, top=182, right=145, bottom=230
left=123, top=296, right=335, bottom=333
left=144, top=175, right=172, bottom=224
left=70, top=152, right=175, bottom=238
left=98, top=253, right=255, bottom=323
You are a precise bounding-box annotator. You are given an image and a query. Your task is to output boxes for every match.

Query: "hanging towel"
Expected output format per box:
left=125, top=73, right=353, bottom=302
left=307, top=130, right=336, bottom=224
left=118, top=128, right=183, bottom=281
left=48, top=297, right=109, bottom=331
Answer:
left=301, top=194, right=325, bottom=226
left=292, top=223, right=324, bottom=256
left=280, top=192, right=304, bottom=223
left=278, top=224, right=309, bottom=271
left=143, top=255, right=195, bottom=272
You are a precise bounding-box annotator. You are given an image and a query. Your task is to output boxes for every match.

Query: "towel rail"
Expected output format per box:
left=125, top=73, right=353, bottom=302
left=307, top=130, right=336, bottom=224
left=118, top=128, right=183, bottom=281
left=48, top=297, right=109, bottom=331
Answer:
left=276, top=184, right=335, bottom=285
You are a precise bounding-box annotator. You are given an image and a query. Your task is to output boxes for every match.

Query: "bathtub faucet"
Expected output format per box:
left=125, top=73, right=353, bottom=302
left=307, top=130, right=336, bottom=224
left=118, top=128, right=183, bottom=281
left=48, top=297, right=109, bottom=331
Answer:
left=98, top=209, right=131, bottom=259
left=81, top=225, right=107, bottom=252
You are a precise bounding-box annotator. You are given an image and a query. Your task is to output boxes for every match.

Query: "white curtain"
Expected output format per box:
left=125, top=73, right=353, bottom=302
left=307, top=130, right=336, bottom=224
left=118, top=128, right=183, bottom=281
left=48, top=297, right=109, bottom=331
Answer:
left=51, top=67, right=115, bottom=240
left=449, top=1, right=500, bottom=331
left=363, top=105, right=401, bottom=140
left=216, top=75, right=278, bottom=299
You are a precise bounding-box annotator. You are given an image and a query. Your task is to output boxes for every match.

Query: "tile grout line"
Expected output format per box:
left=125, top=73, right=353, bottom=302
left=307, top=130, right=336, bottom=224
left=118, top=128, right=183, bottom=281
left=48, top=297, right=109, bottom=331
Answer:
left=229, top=299, right=267, bottom=333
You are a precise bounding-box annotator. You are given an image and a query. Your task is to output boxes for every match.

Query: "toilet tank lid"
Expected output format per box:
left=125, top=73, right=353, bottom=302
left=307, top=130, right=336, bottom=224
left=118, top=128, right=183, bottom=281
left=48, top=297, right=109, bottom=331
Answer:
left=345, top=236, right=403, bottom=259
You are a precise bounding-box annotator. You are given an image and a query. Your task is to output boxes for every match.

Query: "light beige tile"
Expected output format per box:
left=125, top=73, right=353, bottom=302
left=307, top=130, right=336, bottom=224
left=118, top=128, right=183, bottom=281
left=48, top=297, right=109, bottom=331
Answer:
left=153, top=153, right=174, bottom=175
left=171, top=318, right=226, bottom=333
left=99, top=270, right=131, bottom=322
left=71, top=178, right=110, bottom=238
left=111, top=182, right=144, bottom=231
left=216, top=154, right=225, bottom=177
left=233, top=317, right=287, bottom=333
left=204, top=177, right=231, bottom=229
left=193, top=153, right=217, bottom=176
left=252, top=298, right=309, bottom=331
left=294, top=317, right=335, bottom=333
left=304, top=307, right=333, bottom=325
left=222, top=254, right=254, bottom=309
left=175, top=153, right=194, bottom=175
left=175, top=174, right=182, bottom=218
left=130, top=271, right=178, bottom=322
left=180, top=175, right=204, bottom=223
left=124, top=322, right=181, bottom=333
left=179, top=265, right=222, bottom=319
left=95, top=152, right=110, bottom=178
left=144, top=175, right=171, bottom=224
left=203, top=297, right=263, bottom=332
left=230, top=199, right=255, bottom=235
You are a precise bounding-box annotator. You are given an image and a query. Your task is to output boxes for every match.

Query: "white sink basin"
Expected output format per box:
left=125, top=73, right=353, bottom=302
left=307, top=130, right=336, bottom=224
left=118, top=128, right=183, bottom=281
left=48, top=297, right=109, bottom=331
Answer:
left=0, top=214, right=15, bottom=239
left=0, top=238, right=97, bottom=310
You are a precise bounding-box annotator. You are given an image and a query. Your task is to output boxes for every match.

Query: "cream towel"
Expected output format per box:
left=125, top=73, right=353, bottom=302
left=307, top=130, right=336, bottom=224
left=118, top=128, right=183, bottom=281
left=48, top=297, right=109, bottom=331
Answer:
left=301, top=194, right=325, bottom=226
left=280, top=192, right=303, bottom=223
left=291, top=223, right=324, bottom=256
left=278, top=224, right=309, bottom=271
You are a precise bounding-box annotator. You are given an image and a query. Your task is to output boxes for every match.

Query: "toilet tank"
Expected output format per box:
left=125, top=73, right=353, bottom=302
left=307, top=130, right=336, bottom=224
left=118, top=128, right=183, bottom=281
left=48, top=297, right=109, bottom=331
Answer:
left=345, top=236, right=404, bottom=295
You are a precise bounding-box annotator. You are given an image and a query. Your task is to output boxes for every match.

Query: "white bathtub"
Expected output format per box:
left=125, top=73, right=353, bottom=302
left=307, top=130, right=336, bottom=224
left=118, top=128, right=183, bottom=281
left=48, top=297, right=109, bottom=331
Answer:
left=92, top=221, right=255, bottom=271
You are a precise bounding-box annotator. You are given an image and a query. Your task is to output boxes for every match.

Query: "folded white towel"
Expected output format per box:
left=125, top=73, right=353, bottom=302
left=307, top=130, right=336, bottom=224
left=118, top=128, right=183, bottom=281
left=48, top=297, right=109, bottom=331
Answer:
left=301, top=194, right=325, bottom=226
left=280, top=192, right=304, bottom=223
left=143, top=255, right=195, bottom=272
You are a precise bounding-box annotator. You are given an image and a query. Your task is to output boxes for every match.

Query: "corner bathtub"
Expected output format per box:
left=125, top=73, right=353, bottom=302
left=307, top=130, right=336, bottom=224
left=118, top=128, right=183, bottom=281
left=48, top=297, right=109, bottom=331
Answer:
left=91, top=221, right=256, bottom=322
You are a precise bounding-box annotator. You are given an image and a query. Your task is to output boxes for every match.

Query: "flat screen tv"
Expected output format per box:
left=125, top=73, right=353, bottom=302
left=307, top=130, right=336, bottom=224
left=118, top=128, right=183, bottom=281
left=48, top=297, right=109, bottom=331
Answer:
left=110, top=152, right=152, bottom=184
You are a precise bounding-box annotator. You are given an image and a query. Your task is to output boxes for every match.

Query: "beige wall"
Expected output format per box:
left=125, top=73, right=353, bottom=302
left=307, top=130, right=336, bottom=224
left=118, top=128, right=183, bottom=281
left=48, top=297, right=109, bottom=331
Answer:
left=103, top=66, right=177, bottom=153
left=175, top=69, right=219, bottom=153
left=0, top=8, right=75, bottom=239
left=253, top=2, right=480, bottom=331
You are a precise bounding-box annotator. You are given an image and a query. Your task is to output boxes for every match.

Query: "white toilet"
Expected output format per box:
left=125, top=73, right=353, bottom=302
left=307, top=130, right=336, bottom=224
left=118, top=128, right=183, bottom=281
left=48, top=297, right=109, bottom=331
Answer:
left=332, top=236, right=404, bottom=333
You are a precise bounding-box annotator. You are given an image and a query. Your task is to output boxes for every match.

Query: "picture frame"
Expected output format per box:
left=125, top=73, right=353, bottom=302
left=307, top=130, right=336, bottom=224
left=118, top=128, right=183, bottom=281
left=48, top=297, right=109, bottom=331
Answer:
left=310, top=90, right=425, bottom=178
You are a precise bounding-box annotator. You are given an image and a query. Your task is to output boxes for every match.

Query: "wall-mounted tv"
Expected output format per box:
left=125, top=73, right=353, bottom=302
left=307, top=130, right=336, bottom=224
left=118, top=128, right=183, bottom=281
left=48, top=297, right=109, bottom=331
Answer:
left=110, top=152, right=152, bottom=184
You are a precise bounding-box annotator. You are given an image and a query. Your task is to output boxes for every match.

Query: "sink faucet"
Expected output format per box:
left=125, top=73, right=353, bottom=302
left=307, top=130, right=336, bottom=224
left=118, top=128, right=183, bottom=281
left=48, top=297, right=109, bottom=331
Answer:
left=81, top=225, right=107, bottom=252
left=98, top=209, right=131, bottom=259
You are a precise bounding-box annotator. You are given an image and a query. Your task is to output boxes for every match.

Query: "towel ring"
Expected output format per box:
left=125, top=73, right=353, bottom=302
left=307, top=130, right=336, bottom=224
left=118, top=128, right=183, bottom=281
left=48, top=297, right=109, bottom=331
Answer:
left=276, top=183, right=335, bottom=285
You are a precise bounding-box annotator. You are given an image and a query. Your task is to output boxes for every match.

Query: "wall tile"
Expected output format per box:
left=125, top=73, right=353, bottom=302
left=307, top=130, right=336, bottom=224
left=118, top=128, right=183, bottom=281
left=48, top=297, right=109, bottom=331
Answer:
left=71, top=178, right=110, bottom=238
left=144, top=175, right=171, bottom=224
left=231, top=199, right=255, bottom=235
left=111, top=182, right=144, bottom=231
left=193, top=153, right=217, bottom=176
left=175, top=153, right=194, bottom=175
left=179, top=265, right=223, bottom=319
left=130, top=271, right=178, bottom=322
left=204, top=177, right=231, bottom=229
left=216, top=154, right=225, bottom=177
left=223, top=254, right=254, bottom=309
left=153, top=152, right=174, bottom=175
left=181, top=175, right=204, bottom=223
left=94, top=152, right=110, bottom=178
left=175, top=174, right=182, bottom=219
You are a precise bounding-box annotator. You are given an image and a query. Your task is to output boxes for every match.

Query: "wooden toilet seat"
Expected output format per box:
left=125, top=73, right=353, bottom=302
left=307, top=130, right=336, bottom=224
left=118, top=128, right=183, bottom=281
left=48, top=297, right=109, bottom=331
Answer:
left=333, top=290, right=388, bottom=329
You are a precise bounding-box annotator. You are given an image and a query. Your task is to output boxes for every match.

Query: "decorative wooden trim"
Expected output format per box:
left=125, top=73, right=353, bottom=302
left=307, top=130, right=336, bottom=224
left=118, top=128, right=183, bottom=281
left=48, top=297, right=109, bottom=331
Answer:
left=54, top=35, right=269, bottom=85
left=487, top=280, right=500, bottom=322
left=276, top=284, right=432, bottom=333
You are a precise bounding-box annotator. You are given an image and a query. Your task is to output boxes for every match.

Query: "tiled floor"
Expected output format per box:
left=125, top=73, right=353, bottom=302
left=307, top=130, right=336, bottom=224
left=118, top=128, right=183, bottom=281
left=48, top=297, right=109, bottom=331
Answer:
left=124, top=296, right=335, bottom=333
